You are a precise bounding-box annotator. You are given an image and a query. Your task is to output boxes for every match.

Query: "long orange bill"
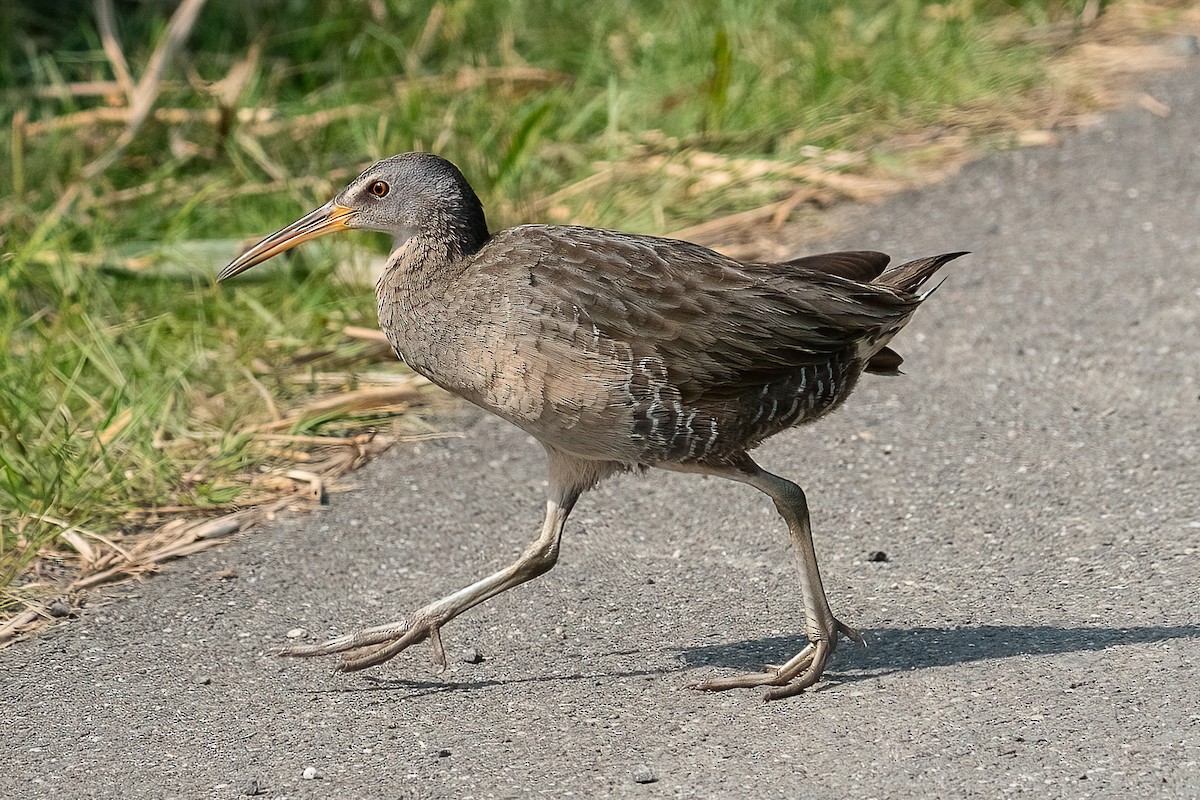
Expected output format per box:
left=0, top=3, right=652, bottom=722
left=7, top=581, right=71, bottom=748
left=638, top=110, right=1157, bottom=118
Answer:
left=218, top=201, right=356, bottom=282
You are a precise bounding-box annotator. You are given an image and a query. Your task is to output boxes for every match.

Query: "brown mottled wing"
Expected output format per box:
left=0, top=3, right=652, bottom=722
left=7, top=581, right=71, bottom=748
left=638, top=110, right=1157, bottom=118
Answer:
left=475, top=226, right=919, bottom=403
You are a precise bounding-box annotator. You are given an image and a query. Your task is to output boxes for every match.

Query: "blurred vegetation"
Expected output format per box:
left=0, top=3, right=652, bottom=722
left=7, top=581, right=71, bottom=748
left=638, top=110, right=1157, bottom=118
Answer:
left=1, top=0, right=1099, bottom=597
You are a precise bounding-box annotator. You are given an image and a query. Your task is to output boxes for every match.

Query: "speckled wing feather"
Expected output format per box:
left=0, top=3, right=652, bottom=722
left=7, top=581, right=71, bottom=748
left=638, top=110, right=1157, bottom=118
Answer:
left=478, top=226, right=920, bottom=399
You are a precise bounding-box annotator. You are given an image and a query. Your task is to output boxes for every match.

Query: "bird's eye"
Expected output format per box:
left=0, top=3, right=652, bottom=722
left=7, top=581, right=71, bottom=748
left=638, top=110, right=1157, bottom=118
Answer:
left=369, top=180, right=390, bottom=198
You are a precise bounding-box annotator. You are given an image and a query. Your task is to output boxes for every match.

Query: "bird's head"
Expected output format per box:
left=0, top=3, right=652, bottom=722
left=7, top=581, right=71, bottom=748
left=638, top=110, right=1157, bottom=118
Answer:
left=218, top=152, right=488, bottom=281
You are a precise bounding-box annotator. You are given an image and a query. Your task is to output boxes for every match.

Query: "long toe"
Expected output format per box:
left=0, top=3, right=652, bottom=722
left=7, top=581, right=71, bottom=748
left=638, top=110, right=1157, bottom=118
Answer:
left=690, top=645, right=817, bottom=692
left=281, top=620, right=412, bottom=658
left=279, top=614, right=444, bottom=671
left=691, top=616, right=861, bottom=697
left=759, top=639, right=834, bottom=700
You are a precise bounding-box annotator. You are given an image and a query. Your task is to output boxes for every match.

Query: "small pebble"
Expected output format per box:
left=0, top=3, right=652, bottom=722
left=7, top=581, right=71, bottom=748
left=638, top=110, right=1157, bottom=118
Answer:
left=302, top=767, right=319, bottom=780
left=631, top=765, right=657, bottom=784
left=242, top=779, right=262, bottom=796
left=194, top=675, right=212, bottom=686
left=868, top=551, right=889, bottom=563
left=48, top=600, right=73, bottom=618
left=462, top=648, right=484, bottom=664
left=286, top=627, right=307, bottom=639
left=438, top=749, right=452, bottom=758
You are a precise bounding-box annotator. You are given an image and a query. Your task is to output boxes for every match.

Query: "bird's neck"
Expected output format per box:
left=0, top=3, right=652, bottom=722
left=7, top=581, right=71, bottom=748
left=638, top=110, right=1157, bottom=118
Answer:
left=396, top=195, right=488, bottom=272
left=375, top=210, right=486, bottom=355
left=374, top=195, right=490, bottom=380
left=431, top=195, right=489, bottom=254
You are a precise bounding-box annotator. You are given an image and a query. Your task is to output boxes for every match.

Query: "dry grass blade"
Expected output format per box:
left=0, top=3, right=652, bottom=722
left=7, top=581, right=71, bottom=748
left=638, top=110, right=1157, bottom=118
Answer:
left=244, top=104, right=379, bottom=138
left=308, top=435, right=393, bottom=478
left=240, top=365, right=282, bottom=421
left=97, top=168, right=351, bottom=208
left=342, top=325, right=391, bottom=344
left=529, top=167, right=617, bottom=213
left=0, top=609, right=46, bottom=644
left=24, top=106, right=276, bottom=137
left=671, top=187, right=826, bottom=246
left=252, top=383, right=430, bottom=432
left=396, top=431, right=465, bottom=443
left=253, top=432, right=377, bottom=446
left=35, top=80, right=135, bottom=99
left=27, top=514, right=99, bottom=569
left=57, top=531, right=98, bottom=570
left=208, top=40, right=261, bottom=110
left=83, top=0, right=211, bottom=178
left=788, top=164, right=905, bottom=201
left=274, top=469, right=326, bottom=502
left=396, top=65, right=572, bottom=95
left=98, top=407, right=134, bottom=446
left=94, top=0, right=136, bottom=102
left=405, top=1, right=446, bottom=74
left=27, top=514, right=135, bottom=564
left=235, top=130, right=287, bottom=181
left=34, top=184, right=83, bottom=246
left=68, top=496, right=297, bottom=592
left=289, top=371, right=419, bottom=387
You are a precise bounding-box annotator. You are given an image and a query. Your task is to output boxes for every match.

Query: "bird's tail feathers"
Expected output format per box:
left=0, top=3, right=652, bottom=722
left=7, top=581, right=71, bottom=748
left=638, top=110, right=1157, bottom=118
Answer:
left=875, top=251, right=968, bottom=298
left=864, top=345, right=904, bottom=375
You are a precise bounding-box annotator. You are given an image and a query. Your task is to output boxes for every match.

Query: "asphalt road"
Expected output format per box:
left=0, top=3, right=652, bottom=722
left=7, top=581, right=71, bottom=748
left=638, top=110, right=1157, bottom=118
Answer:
left=4, top=64, right=1200, bottom=800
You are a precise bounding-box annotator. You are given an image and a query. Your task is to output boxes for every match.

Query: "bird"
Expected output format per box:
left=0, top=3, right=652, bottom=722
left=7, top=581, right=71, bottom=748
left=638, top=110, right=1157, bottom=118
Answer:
left=220, top=152, right=965, bottom=700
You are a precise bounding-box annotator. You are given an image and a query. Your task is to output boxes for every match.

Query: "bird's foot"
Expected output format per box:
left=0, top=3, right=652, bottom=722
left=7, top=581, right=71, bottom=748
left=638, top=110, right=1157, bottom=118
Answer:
left=281, top=609, right=448, bottom=673
left=690, top=619, right=863, bottom=701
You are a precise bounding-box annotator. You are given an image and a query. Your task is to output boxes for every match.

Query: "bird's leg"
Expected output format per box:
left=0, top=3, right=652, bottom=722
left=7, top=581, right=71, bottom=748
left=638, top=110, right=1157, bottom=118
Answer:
left=283, top=478, right=581, bottom=673
left=689, top=456, right=863, bottom=700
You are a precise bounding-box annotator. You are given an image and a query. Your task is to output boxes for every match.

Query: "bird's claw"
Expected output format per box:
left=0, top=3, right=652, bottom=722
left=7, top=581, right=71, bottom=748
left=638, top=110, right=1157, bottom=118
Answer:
left=690, top=618, right=863, bottom=701
left=281, top=612, right=448, bottom=673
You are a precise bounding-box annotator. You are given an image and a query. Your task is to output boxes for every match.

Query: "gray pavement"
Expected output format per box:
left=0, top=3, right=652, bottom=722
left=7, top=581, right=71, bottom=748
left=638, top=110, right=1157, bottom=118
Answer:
left=4, top=64, right=1200, bottom=800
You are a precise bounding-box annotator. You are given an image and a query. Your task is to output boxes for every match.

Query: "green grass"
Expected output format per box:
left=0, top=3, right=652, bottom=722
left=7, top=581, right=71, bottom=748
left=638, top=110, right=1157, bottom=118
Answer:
left=1, top=0, right=1095, bottom=598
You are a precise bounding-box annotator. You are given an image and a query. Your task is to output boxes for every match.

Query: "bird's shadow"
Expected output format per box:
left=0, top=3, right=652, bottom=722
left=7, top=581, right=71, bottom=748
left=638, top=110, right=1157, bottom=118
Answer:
left=290, top=625, right=1198, bottom=698
left=680, top=623, right=1200, bottom=682
left=298, top=665, right=672, bottom=698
